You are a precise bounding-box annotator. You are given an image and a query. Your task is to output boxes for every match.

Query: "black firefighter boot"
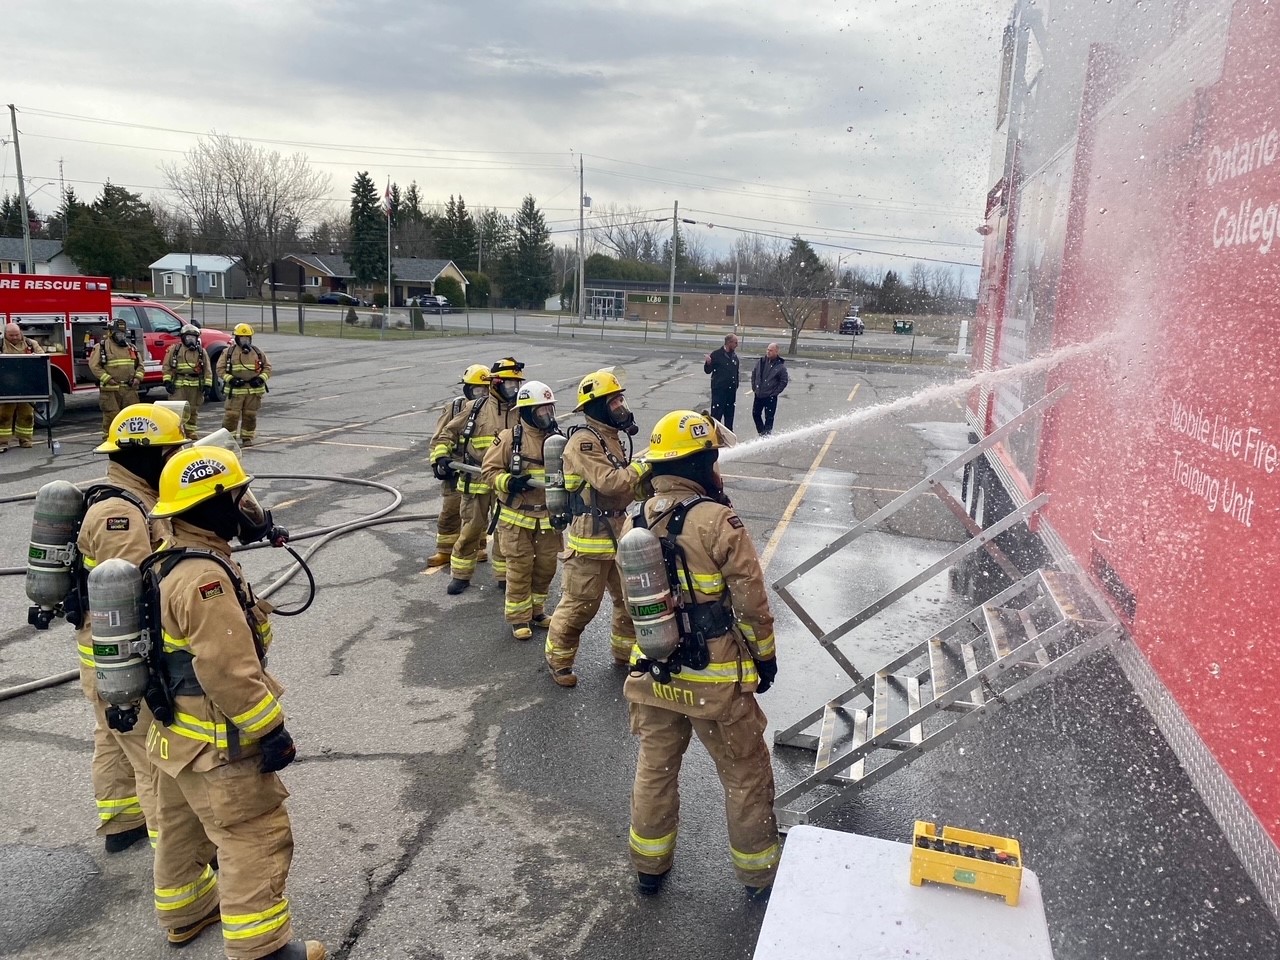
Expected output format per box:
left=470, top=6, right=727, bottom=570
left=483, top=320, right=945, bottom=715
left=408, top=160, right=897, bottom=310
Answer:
left=260, top=942, right=327, bottom=960
left=446, top=577, right=470, bottom=595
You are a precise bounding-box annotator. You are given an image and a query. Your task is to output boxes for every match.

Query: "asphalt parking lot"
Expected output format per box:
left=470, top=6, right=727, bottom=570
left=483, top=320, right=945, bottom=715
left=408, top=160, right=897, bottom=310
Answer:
left=1, top=333, right=1276, bottom=959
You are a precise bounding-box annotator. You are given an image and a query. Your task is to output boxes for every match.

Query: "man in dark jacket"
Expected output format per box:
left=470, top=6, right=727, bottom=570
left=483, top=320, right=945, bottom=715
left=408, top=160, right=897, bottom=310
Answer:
left=703, top=334, right=740, bottom=429
left=750, top=343, right=789, bottom=436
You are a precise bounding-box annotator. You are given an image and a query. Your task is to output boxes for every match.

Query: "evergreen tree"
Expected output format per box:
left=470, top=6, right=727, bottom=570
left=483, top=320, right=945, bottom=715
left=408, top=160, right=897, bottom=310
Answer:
left=438, top=195, right=478, bottom=267
left=498, top=195, right=554, bottom=308
left=63, top=182, right=165, bottom=279
left=387, top=182, right=403, bottom=226
left=475, top=208, right=511, bottom=272
left=347, top=171, right=387, bottom=290
left=403, top=182, right=424, bottom=222
left=0, top=194, right=25, bottom=237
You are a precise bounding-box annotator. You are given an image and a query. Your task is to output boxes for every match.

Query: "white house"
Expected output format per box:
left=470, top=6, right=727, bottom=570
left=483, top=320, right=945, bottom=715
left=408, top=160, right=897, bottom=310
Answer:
left=0, top=238, right=82, bottom=275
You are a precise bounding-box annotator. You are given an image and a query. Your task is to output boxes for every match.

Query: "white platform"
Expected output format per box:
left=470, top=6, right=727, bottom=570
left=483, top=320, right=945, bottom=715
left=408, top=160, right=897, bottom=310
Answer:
left=753, top=826, right=1055, bottom=960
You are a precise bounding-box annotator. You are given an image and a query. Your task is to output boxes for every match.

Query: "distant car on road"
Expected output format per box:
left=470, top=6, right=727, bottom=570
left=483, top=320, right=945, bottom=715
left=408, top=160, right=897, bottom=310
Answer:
left=316, top=291, right=362, bottom=306
left=409, top=294, right=452, bottom=313
left=839, top=314, right=864, bottom=335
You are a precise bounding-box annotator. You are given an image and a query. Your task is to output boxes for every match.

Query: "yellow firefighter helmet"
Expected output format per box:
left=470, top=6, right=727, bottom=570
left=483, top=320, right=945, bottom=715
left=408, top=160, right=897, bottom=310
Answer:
left=645, top=410, right=725, bottom=462
left=233, top=323, right=253, bottom=337
left=573, top=369, right=624, bottom=412
left=489, top=357, right=525, bottom=380
left=151, top=445, right=253, bottom=519
left=94, top=404, right=189, bottom=453
left=460, top=364, right=491, bottom=386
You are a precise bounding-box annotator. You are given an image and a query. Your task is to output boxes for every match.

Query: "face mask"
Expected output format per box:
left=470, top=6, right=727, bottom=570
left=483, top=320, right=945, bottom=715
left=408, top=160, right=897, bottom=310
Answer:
left=182, top=335, right=200, bottom=349
left=464, top=383, right=486, bottom=401
left=497, top=380, right=521, bottom=404
left=112, top=330, right=128, bottom=345
left=532, top=406, right=557, bottom=432
left=608, top=398, right=638, bottom=436
left=233, top=489, right=274, bottom=545
left=236, top=337, right=252, bottom=350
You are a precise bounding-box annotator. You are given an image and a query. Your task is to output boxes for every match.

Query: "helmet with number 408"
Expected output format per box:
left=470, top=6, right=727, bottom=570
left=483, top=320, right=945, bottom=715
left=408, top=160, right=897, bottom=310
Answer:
left=645, top=410, right=726, bottom=462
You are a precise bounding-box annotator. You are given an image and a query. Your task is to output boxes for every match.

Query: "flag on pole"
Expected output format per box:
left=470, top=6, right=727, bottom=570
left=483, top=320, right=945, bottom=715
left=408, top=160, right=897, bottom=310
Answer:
left=383, top=179, right=393, bottom=219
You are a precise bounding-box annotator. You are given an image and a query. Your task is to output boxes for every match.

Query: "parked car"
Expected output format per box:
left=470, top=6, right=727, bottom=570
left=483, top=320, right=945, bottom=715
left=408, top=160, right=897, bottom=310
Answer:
left=316, top=291, right=362, bottom=306
left=410, top=294, right=452, bottom=313
left=839, top=314, right=865, bottom=335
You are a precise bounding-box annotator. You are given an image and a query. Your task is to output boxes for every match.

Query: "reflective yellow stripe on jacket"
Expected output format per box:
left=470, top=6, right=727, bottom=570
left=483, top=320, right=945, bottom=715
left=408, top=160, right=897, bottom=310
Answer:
left=626, top=647, right=759, bottom=685
left=497, top=505, right=556, bottom=532
left=165, top=707, right=271, bottom=749
left=566, top=532, right=616, bottom=555
left=737, top=622, right=776, bottom=659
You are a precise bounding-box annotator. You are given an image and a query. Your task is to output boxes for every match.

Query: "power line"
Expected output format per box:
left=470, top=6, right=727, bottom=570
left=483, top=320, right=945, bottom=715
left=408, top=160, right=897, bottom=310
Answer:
left=682, top=207, right=982, bottom=250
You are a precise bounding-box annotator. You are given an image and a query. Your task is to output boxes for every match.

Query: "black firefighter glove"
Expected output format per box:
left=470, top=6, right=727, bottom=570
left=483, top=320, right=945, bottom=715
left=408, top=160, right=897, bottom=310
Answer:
left=431, top=458, right=454, bottom=482
left=249, top=376, right=265, bottom=388
left=259, top=725, right=296, bottom=773
left=755, top=658, right=778, bottom=695
left=507, top=474, right=533, bottom=494
left=163, top=381, right=176, bottom=395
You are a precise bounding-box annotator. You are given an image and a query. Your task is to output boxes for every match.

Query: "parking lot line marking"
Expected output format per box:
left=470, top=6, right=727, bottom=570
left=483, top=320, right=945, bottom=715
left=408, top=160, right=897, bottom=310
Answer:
left=272, top=498, right=300, bottom=510
left=317, top=441, right=411, bottom=452
left=721, top=473, right=906, bottom=495
left=420, top=565, right=446, bottom=576
left=294, top=394, right=343, bottom=404
left=386, top=409, right=427, bottom=421
left=758, top=384, right=860, bottom=572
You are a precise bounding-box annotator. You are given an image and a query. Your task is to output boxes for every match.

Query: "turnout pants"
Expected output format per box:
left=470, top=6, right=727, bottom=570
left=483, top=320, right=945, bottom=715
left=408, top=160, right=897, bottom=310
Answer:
left=436, top=483, right=462, bottom=555
left=150, top=758, right=294, bottom=960
left=99, top=387, right=140, bottom=438
left=175, top=385, right=206, bottom=438
left=79, top=648, right=155, bottom=839
left=709, top=388, right=737, bottom=431
left=496, top=522, right=561, bottom=624
left=545, top=554, right=634, bottom=668
left=223, top=392, right=264, bottom=442
left=628, top=697, right=781, bottom=887
left=0, top=401, right=35, bottom=447
left=452, top=492, right=503, bottom=581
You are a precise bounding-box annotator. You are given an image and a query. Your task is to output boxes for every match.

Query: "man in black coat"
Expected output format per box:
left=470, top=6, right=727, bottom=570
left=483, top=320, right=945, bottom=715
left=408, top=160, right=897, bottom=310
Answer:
left=750, top=342, right=789, bottom=436
left=703, top=334, right=740, bottom=429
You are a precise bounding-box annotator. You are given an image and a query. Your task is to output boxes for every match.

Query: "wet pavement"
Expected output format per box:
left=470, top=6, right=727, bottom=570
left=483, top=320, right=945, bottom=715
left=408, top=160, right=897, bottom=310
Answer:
left=0, top=334, right=1275, bottom=959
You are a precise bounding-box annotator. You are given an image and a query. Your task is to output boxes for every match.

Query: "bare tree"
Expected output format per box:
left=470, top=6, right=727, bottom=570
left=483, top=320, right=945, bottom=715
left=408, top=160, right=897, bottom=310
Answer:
left=162, top=133, right=331, bottom=289
left=592, top=203, right=661, bottom=261
left=763, top=236, right=833, bottom=356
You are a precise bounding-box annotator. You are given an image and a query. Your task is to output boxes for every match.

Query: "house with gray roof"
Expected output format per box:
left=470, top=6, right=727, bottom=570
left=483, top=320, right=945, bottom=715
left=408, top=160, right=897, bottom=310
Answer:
left=271, top=253, right=467, bottom=307
left=149, top=253, right=249, bottom=299
left=0, top=238, right=81, bottom=275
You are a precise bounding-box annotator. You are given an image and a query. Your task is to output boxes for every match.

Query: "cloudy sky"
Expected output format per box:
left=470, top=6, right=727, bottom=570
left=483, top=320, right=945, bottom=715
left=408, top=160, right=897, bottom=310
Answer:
left=7, top=0, right=1009, bottom=284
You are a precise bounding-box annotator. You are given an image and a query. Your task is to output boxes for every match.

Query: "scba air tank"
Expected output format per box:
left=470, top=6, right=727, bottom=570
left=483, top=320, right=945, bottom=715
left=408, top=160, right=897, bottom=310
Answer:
left=543, top=433, right=569, bottom=523
left=87, top=558, right=149, bottom=708
left=25, top=480, right=85, bottom=621
left=616, top=527, right=681, bottom=661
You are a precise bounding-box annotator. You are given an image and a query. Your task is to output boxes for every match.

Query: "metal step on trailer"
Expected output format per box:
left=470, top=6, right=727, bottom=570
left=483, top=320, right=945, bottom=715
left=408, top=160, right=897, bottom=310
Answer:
left=774, top=566, right=1123, bottom=830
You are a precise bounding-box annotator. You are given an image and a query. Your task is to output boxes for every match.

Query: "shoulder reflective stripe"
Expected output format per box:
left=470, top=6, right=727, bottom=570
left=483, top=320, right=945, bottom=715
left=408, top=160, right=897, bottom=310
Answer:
left=155, top=864, right=217, bottom=911
left=629, top=827, right=677, bottom=858
left=221, top=899, right=290, bottom=940
left=731, top=842, right=781, bottom=872
left=231, top=692, right=282, bottom=735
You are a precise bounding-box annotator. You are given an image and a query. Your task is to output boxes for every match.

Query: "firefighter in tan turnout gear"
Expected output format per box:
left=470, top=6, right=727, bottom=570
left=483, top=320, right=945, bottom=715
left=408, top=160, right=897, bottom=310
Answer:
left=431, top=357, right=524, bottom=594
left=426, top=365, right=492, bottom=568
left=218, top=323, right=271, bottom=445
left=162, top=323, right=214, bottom=438
left=544, top=370, right=651, bottom=686
left=146, top=445, right=324, bottom=959
left=88, top=316, right=145, bottom=439
left=0, top=321, right=43, bottom=451
left=619, top=410, right=781, bottom=899
left=480, top=380, right=564, bottom=641
left=78, top=404, right=188, bottom=852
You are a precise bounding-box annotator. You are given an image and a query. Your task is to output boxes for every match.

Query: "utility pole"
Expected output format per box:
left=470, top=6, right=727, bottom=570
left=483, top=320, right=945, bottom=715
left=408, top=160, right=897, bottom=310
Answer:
left=665, top=200, right=678, bottom=341
left=8, top=105, right=33, bottom=275
left=732, top=248, right=741, bottom=335
left=577, top=155, right=586, bottom=326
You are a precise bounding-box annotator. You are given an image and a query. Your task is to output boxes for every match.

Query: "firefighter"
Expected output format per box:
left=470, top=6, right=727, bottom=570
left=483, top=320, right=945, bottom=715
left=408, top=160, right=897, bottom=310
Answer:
left=622, top=409, right=781, bottom=899
left=426, top=365, right=491, bottom=568
left=544, top=370, right=651, bottom=686
left=162, top=323, right=214, bottom=439
left=0, top=321, right=43, bottom=451
left=78, top=404, right=189, bottom=852
left=430, top=357, right=524, bottom=595
left=88, top=316, right=145, bottom=439
left=480, top=380, right=563, bottom=641
left=218, top=323, right=271, bottom=445
left=145, top=445, right=323, bottom=959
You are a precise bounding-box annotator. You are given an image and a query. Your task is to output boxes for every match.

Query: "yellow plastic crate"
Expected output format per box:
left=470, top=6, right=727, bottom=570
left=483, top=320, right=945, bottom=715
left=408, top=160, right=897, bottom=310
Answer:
left=909, top=820, right=1023, bottom=906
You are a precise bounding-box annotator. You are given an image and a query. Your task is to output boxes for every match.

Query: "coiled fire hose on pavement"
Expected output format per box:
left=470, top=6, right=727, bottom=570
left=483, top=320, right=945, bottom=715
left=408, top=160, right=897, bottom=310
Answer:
left=0, top=474, right=436, bottom=702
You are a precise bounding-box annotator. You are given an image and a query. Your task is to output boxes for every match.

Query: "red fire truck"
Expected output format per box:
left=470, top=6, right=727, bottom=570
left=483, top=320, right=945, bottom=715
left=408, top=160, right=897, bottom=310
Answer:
left=0, top=275, right=233, bottom=426
left=968, top=0, right=1280, bottom=912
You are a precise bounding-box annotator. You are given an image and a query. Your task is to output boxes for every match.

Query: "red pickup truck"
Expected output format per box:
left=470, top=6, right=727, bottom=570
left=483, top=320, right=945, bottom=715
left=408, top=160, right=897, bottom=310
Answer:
left=0, top=275, right=234, bottom=426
